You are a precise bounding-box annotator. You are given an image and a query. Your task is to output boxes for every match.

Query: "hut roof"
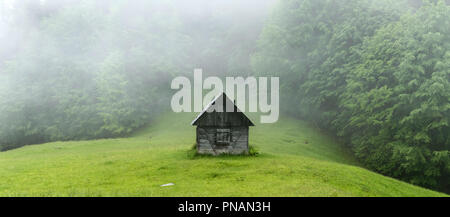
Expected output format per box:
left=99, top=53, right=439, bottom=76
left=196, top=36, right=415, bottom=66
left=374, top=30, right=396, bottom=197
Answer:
left=191, top=92, right=254, bottom=126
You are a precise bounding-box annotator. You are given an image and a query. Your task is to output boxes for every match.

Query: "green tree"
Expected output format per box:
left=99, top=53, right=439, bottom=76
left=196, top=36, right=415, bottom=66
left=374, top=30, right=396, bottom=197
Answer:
left=339, top=1, right=450, bottom=190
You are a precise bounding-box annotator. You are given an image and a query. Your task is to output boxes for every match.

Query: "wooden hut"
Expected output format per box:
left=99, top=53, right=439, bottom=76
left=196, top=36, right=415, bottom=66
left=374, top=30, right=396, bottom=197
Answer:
left=191, top=92, right=254, bottom=155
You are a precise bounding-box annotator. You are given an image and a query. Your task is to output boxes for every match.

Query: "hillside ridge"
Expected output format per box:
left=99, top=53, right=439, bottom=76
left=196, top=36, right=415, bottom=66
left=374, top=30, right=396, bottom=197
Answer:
left=0, top=112, right=446, bottom=197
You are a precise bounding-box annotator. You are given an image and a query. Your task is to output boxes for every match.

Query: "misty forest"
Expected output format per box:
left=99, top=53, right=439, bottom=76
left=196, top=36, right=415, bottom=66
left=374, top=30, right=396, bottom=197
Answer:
left=0, top=0, right=449, bottom=195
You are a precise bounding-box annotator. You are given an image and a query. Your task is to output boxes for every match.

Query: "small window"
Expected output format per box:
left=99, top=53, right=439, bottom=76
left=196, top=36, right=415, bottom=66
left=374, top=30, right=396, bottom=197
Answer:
left=216, top=129, right=231, bottom=145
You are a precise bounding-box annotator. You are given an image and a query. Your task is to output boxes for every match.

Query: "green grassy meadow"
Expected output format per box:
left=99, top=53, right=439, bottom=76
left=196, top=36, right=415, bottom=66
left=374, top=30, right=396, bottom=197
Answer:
left=0, top=113, right=446, bottom=197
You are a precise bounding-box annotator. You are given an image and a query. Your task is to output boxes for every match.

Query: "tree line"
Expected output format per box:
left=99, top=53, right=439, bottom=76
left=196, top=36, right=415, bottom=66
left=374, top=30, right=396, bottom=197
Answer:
left=0, top=0, right=448, bottom=193
left=253, top=0, right=449, bottom=192
left=0, top=0, right=266, bottom=150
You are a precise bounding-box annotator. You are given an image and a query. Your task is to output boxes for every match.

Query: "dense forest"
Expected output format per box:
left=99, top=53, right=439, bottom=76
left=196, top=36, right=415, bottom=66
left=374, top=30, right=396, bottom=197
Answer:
left=254, top=0, right=450, bottom=192
left=0, top=0, right=270, bottom=149
left=0, top=0, right=449, bottom=193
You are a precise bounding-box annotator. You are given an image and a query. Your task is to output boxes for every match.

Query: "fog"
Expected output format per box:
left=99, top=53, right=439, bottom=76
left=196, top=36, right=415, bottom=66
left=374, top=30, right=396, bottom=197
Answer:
left=0, top=0, right=276, bottom=69
left=0, top=0, right=449, bottom=193
left=0, top=0, right=277, bottom=150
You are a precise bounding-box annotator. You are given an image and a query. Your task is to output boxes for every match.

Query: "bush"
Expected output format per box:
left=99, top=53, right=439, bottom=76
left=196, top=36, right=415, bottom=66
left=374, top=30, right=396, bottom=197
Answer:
left=248, top=145, right=260, bottom=156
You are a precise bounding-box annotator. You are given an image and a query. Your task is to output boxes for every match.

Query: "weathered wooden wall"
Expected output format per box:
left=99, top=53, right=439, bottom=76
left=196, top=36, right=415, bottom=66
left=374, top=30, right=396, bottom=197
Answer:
left=193, top=93, right=253, bottom=155
left=197, top=126, right=249, bottom=155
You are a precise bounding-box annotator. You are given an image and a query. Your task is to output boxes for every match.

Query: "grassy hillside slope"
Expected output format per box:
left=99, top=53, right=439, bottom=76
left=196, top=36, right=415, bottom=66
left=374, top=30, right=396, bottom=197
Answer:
left=0, top=113, right=446, bottom=196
